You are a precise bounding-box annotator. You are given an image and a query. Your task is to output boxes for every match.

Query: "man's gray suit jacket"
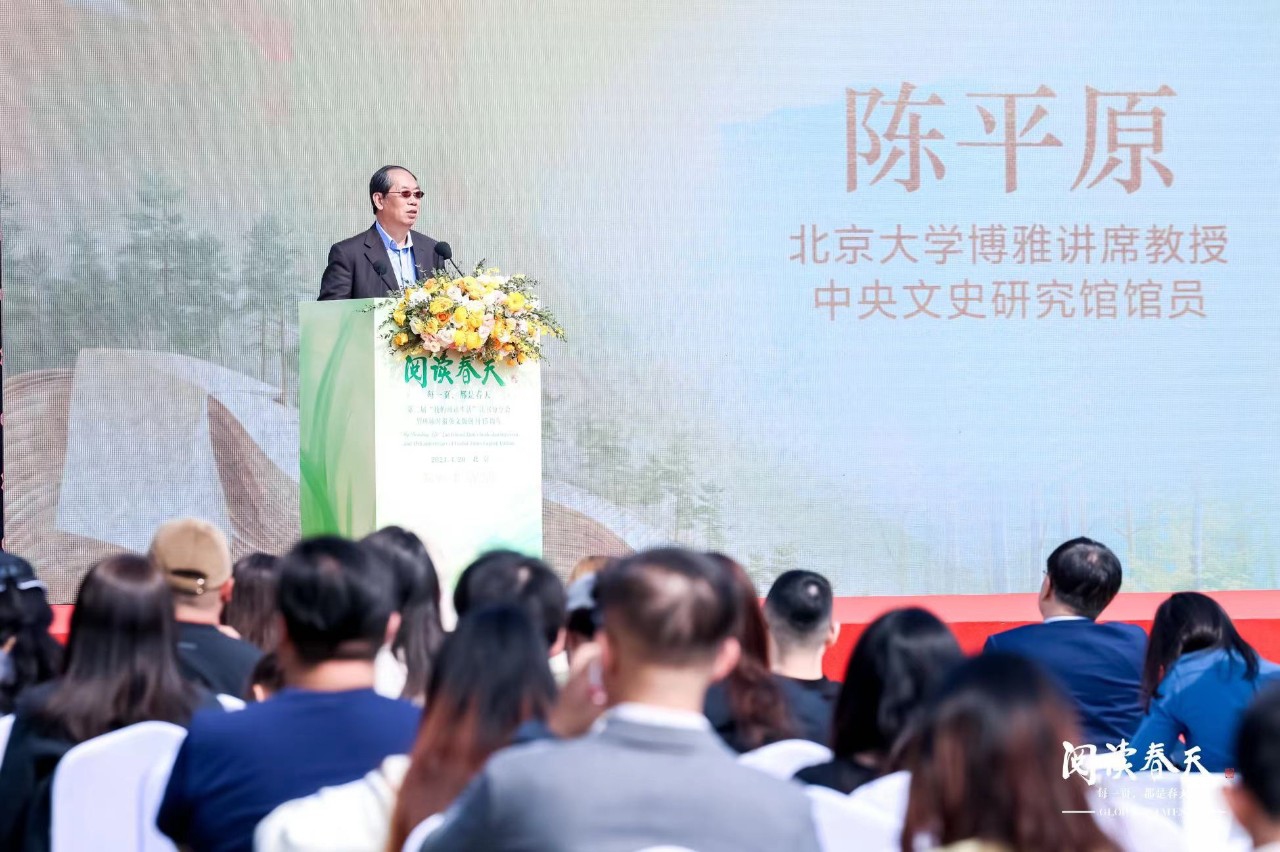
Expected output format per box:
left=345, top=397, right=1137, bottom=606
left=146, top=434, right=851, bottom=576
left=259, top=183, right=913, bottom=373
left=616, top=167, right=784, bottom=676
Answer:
left=418, top=716, right=822, bottom=852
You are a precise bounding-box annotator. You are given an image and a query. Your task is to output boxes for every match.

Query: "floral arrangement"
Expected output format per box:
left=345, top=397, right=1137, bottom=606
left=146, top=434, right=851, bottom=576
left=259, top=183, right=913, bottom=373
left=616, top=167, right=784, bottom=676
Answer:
left=382, top=264, right=563, bottom=365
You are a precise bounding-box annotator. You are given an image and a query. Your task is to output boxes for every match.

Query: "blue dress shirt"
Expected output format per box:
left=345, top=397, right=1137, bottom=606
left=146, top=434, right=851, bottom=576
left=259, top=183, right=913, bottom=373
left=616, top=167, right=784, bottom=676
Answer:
left=374, top=221, right=416, bottom=287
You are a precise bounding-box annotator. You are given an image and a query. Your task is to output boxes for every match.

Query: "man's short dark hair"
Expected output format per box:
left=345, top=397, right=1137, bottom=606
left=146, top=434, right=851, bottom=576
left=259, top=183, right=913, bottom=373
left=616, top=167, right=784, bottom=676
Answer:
left=594, top=547, right=739, bottom=666
left=368, top=165, right=417, bottom=214
left=1237, top=684, right=1280, bottom=818
left=453, top=550, right=565, bottom=648
left=1045, top=537, right=1123, bottom=620
left=276, top=536, right=395, bottom=665
left=764, top=570, right=833, bottom=651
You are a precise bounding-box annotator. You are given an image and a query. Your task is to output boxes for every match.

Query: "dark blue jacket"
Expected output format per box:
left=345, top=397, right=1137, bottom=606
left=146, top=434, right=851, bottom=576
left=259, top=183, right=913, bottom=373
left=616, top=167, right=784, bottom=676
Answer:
left=983, top=618, right=1147, bottom=747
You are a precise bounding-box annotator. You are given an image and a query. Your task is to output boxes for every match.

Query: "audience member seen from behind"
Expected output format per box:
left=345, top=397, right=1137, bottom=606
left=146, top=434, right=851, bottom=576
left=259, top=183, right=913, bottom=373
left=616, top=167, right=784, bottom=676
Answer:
left=702, top=553, right=799, bottom=751
left=0, top=554, right=218, bottom=852
left=902, top=654, right=1120, bottom=852
left=245, top=652, right=284, bottom=703
left=453, top=549, right=566, bottom=654
left=419, top=548, right=822, bottom=852
left=252, top=605, right=556, bottom=852
left=150, top=518, right=263, bottom=697
left=563, top=570, right=608, bottom=667
left=0, top=553, right=61, bottom=715
left=361, top=527, right=445, bottom=703
left=567, top=554, right=614, bottom=584
left=157, top=536, right=419, bottom=852
left=764, top=569, right=842, bottom=742
left=1130, top=591, right=1280, bottom=772
left=221, top=552, right=281, bottom=651
left=1225, top=684, right=1280, bottom=852
left=797, top=607, right=963, bottom=794
left=982, top=537, right=1146, bottom=746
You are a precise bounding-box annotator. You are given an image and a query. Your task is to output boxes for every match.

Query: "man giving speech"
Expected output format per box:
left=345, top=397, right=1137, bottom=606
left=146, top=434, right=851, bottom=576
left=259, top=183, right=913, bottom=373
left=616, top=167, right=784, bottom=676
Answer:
left=317, top=165, right=448, bottom=300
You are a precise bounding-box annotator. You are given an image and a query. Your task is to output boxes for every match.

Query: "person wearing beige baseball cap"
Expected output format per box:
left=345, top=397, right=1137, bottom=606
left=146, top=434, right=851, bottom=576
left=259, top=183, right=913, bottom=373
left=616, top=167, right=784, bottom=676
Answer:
left=149, top=518, right=262, bottom=698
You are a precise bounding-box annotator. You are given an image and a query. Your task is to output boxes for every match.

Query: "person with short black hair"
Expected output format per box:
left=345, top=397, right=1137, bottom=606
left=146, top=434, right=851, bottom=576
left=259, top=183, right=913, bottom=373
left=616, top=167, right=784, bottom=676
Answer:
left=0, top=554, right=219, bottom=852
left=983, top=537, right=1146, bottom=746
left=419, top=547, right=822, bottom=852
left=1227, top=685, right=1280, bottom=851
left=157, top=536, right=419, bottom=852
left=150, top=518, right=263, bottom=698
left=764, top=569, right=841, bottom=741
left=0, top=553, right=61, bottom=715
left=1129, top=592, right=1280, bottom=772
left=317, top=165, right=448, bottom=300
left=453, top=550, right=566, bottom=653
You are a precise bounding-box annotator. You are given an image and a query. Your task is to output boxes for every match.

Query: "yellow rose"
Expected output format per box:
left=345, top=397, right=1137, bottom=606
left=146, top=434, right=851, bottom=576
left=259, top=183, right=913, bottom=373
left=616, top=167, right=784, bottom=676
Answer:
left=466, top=331, right=483, bottom=349
left=453, top=306, right=468, bottom=324
left=505, top=292, right=527, bottom=312
left=466, top=310, right=484, bottom=330
left=392, top=332, right=410, bottom=347
left=392, top=310, right=406, bottom=326
left=425, top=319, right=440, bottom=335
left=428, top=297, right=453, bottom=315
left=464, top=280, right=485, bottom=300
left=452, top=329, right=468, bottom=348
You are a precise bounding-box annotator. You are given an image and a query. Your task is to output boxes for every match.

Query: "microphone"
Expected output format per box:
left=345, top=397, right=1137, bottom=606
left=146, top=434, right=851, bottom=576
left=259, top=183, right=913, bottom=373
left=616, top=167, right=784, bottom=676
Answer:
left=434, top=241, right=467, bottom=278
left=372, top=259, right=395, bottom=292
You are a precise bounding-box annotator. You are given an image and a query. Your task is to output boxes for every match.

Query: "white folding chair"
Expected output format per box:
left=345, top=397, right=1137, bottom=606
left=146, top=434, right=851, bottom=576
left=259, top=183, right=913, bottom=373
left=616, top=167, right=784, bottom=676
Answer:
left=738, top=738, right=833, bottom=779
left=50, top=721, right=187, bottom=852
left=1179, top=772, right=1251, bottom=851
left=805, top=785, right=899, bottom=852
left=140, top=751, right=180, bottom=852
left=0, top=714, right=14, bottom=765
left=401, top=813, right=445, bottom=852
left=216, top=693, right=246, bottom=711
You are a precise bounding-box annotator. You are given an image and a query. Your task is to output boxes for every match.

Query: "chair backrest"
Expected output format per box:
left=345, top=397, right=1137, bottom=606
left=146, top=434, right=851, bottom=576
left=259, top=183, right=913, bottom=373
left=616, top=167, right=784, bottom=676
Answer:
left=1179, top=772, right=1251, bottom=851
left=805, top=785, right=899, bottom=852
left=738, top=738, right=833, bottom=779
left=0, top=714, right=14, bottom=765
left=216, top=693, right=247, bottom=711
left=50, top=721, right=187, bottom=852
left=140, top=751, right=181, bottom=852
left=401, top=813, right=445, bottom=852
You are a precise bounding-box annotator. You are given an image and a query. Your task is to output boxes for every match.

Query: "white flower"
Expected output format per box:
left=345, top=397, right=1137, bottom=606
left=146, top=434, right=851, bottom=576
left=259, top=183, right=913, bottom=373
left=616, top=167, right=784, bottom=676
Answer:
left=409, top=290, right=431, bottom=305
left=446, top=286, right=464, bottom=301
left=483, top=290, right=501, bottom=307
left=465, top=299, right=485, bottom=313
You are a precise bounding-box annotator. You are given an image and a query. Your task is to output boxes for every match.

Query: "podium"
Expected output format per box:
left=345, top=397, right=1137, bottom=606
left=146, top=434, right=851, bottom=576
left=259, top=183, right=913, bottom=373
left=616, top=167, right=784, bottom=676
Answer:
left=298, top=299, right=543, bottom=589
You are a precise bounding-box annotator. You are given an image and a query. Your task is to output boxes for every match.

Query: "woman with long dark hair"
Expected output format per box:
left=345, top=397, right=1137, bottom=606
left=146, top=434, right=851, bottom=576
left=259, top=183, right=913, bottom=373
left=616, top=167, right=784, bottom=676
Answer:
left=0, top=554, right=61, bottom=715
left=362, top=526, right=445, bottom=703
left=0, top=554, right=219, bottom=851
left=252, top=604, right=555, bottom=852
left=797, top=607, right=963, bottom=793
left=902, top=654, right=1120, bottom=852
left=701, top=554, right=798, bottom=752
left=1130, top=591, right=1280, bottom=771
left=222, top=552, right=282, bottom=651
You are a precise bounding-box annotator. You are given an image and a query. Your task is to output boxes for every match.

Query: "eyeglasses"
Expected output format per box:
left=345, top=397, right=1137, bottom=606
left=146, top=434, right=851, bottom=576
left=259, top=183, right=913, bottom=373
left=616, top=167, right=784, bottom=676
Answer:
left=381, top=190, right=424, bottom=200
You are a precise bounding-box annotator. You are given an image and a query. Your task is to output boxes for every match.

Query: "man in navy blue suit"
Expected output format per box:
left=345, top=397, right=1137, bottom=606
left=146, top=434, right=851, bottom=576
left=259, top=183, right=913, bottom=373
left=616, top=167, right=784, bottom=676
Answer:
left=983, top=538, right=1147, bottom=747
